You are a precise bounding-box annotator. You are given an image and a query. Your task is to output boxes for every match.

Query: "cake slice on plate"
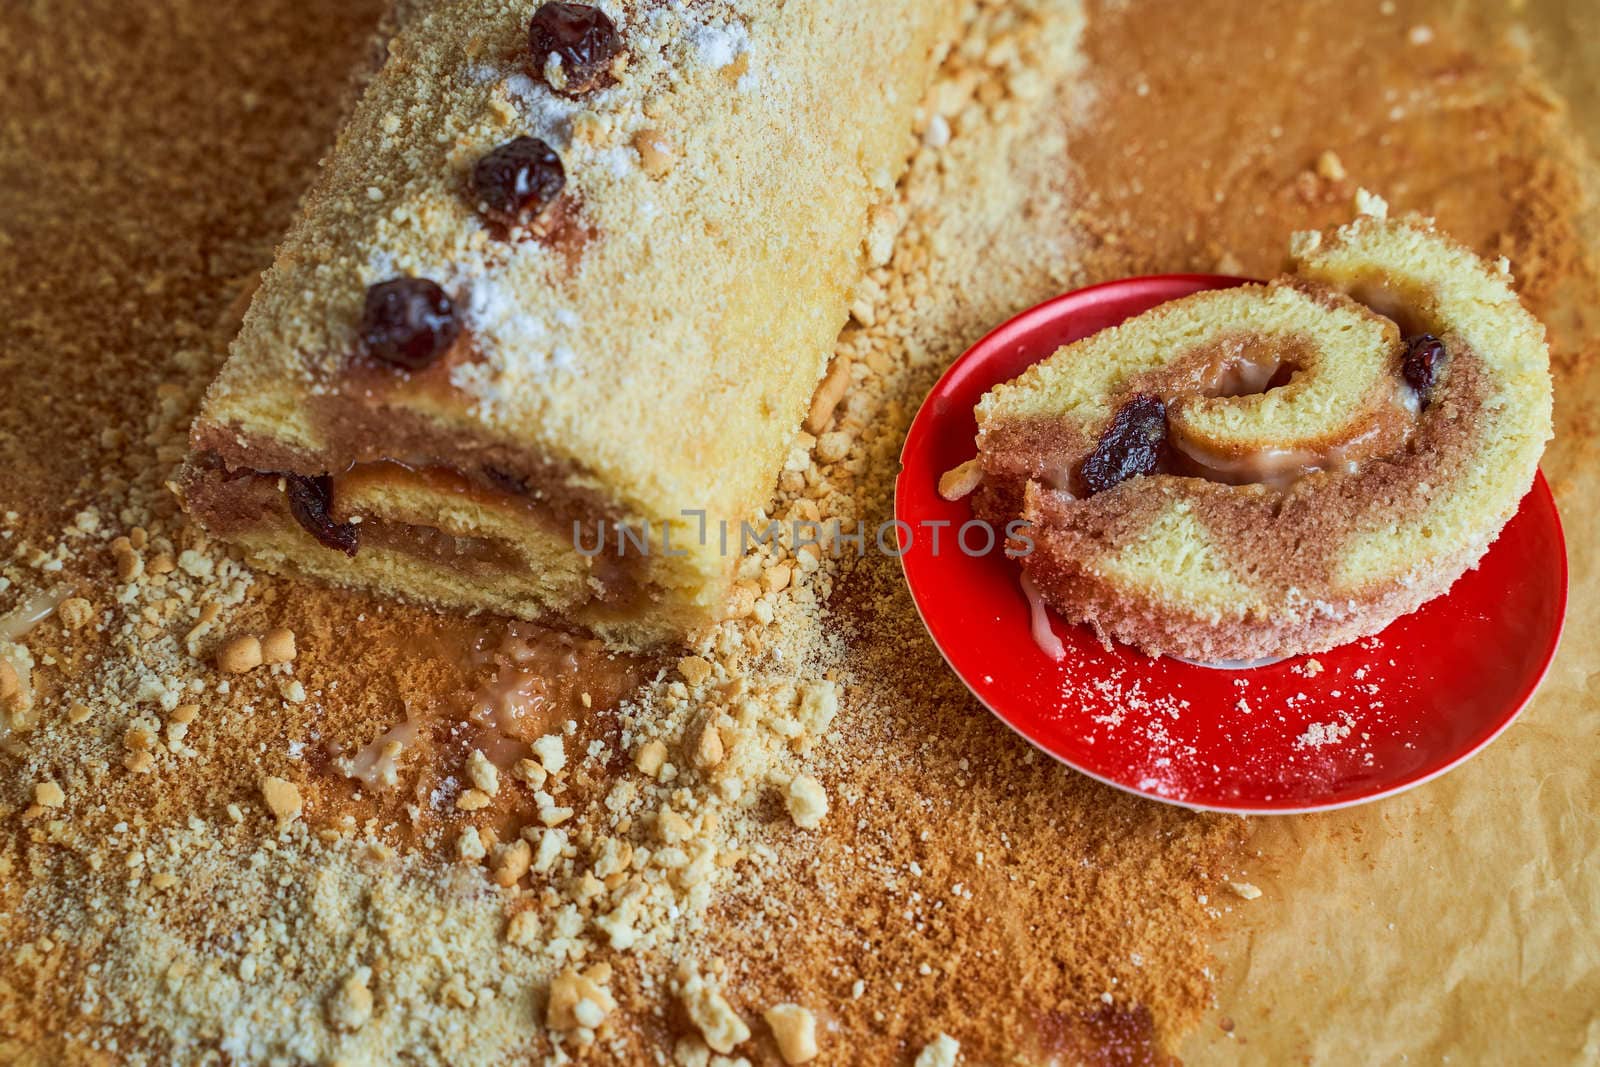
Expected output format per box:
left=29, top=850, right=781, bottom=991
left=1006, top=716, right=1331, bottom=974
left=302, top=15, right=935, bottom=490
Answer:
left=963, top=197, right=1553, bottom=661
left=180, top=0, right=961, bottom=647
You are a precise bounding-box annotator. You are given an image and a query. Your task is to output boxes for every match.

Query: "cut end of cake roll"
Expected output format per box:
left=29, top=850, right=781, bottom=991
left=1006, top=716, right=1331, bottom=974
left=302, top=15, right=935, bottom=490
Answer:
left=178, top=436, right=723, bottom=648
left=179, top=0, right=965, bottom=647
left=971, top=200, right=1553, bottom=662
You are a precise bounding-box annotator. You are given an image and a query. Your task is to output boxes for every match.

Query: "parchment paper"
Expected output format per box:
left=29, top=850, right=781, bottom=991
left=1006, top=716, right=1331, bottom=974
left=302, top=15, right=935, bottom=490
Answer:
left=1185, top=4, right=1600, bottom=1061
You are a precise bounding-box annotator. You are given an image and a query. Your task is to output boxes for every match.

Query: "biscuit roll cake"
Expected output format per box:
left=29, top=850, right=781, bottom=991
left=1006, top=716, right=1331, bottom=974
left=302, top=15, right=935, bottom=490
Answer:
left=180, top=0, right=962, bottom=646
left=968, top=199, right=1553, bottom=662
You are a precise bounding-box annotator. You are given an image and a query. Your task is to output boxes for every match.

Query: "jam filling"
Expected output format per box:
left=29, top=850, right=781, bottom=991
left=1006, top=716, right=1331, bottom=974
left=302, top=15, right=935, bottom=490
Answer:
left=284, top=473, right=359, bottom=555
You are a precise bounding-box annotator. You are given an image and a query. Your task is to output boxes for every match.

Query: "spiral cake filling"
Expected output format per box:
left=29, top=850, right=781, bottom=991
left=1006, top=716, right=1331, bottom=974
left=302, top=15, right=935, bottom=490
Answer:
left=967, top=202, right=1552, bottom=661
left=1162, top=337, right=1421, bottom=490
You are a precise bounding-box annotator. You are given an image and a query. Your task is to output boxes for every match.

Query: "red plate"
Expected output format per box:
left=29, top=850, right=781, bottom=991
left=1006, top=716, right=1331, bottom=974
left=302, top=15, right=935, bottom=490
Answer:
left=896, top=275, right=1568, bottom=813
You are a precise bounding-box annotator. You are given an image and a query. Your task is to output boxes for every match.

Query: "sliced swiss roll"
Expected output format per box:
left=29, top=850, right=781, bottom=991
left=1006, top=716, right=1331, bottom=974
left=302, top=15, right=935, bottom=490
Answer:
left=179, top=0, right=964, bottom=647
left=965, top=196, right=1553, bottom=662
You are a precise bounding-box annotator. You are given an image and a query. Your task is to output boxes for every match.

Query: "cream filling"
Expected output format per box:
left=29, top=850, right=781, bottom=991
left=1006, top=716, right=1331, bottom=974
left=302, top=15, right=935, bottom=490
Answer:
left=323, top=461, right=648, bottom=606
left=1168, top=395, right=1414, bottom=491
left=334, top=716, right=421, bottom=790
left=1021, top=573, right=1067, bottom=663
left=0, top=586, right=68, bottom=643
left=1166, top=345, right=1416, bottom=491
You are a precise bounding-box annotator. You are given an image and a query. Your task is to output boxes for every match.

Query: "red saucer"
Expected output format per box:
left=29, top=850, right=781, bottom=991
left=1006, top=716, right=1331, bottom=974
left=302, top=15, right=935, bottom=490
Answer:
left=896, top=275, right=1568, bottom=813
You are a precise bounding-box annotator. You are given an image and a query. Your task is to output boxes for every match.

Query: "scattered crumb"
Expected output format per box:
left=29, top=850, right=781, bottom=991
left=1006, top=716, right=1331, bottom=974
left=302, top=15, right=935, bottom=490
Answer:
left=217, top=633, right=263, bottom=674
left=259, top=776, right=302, bottom=829
left=764, top=1003, right=820, bottom=1064
left=260, top=626, right=297, bottom=665
left=785, top=774, right=828, bottom=829
left=1315, top=149, right=1347, bottom=182
left=915, top=1032, right=962, bottom=1067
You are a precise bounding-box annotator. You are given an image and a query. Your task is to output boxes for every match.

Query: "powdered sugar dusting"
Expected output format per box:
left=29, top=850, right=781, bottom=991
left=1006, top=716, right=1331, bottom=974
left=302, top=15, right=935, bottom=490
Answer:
left=499, top=72, right=582, bottom=147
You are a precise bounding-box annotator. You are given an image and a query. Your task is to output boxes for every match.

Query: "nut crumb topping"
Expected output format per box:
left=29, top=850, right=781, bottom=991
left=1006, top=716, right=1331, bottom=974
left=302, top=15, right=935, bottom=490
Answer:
left=678, top=966, right=751, bottom=1055
left=764, top=1003, right=820, bottom=1064
left=217, top=634, right=264, bottom=674
left=260, top=776, right=303, bottom=830
left=938, top=458, right=983, bottom=501
left=915, top=1032, right=962, bottom=1067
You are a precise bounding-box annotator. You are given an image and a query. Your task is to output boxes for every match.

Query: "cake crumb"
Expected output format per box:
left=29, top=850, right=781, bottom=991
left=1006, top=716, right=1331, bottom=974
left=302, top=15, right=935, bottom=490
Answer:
left=465, top=749, right=500, bottom=796
left=678, top=655, right=714, bottom=686
left=547, top=965, right=617, bottom=1037
left=532, top=733, right=567, bottom=775
left=785, top=774, right=828, bottom=829
left=679, top=967, right=750, bottom=1054
left=806, top=355, right=853, bottom=433
left=58, top=597, right=94, bottom=629
left=633, top=127, right=678, bottom=178
left=217, top=634, right=264, bottom=674
left=865, top=203, right=902, bottom=267
left=937, top=459, right=982, bottom=501
left=34, top=780, right=66, bottom=808
left=505, top=909, right=541, bottom=947
left=111, top=536, right=144, bottom=582
left=761, top=561, right=793, bottom=594
left=512, top=757, right=549, bottom=791
left=1227, top=881, right=1262, bottom=900
left=456, top=826, right=487, bottom=862
left=815, top=430, right=851, bottom=464
left=690, top=716, right=726, bottom=770
left=326, top=970, right=374, bottom=1032
left=1354, top=187, right=1389, bottom=218
left=635, top=739, right=668, bottom=777
left=260, top=776, right=302, bottom=829
left=0, top=659, right=24, bottom=712
left=1315, top=149, right=1347, bottom=181
left=260, top=627, right=297, bottom=665
left=764, top=1003, right=819, bottom=1064
left=491, top=839, right=532, bottom=887
left=915, top=1033, right=961, bottom=1067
